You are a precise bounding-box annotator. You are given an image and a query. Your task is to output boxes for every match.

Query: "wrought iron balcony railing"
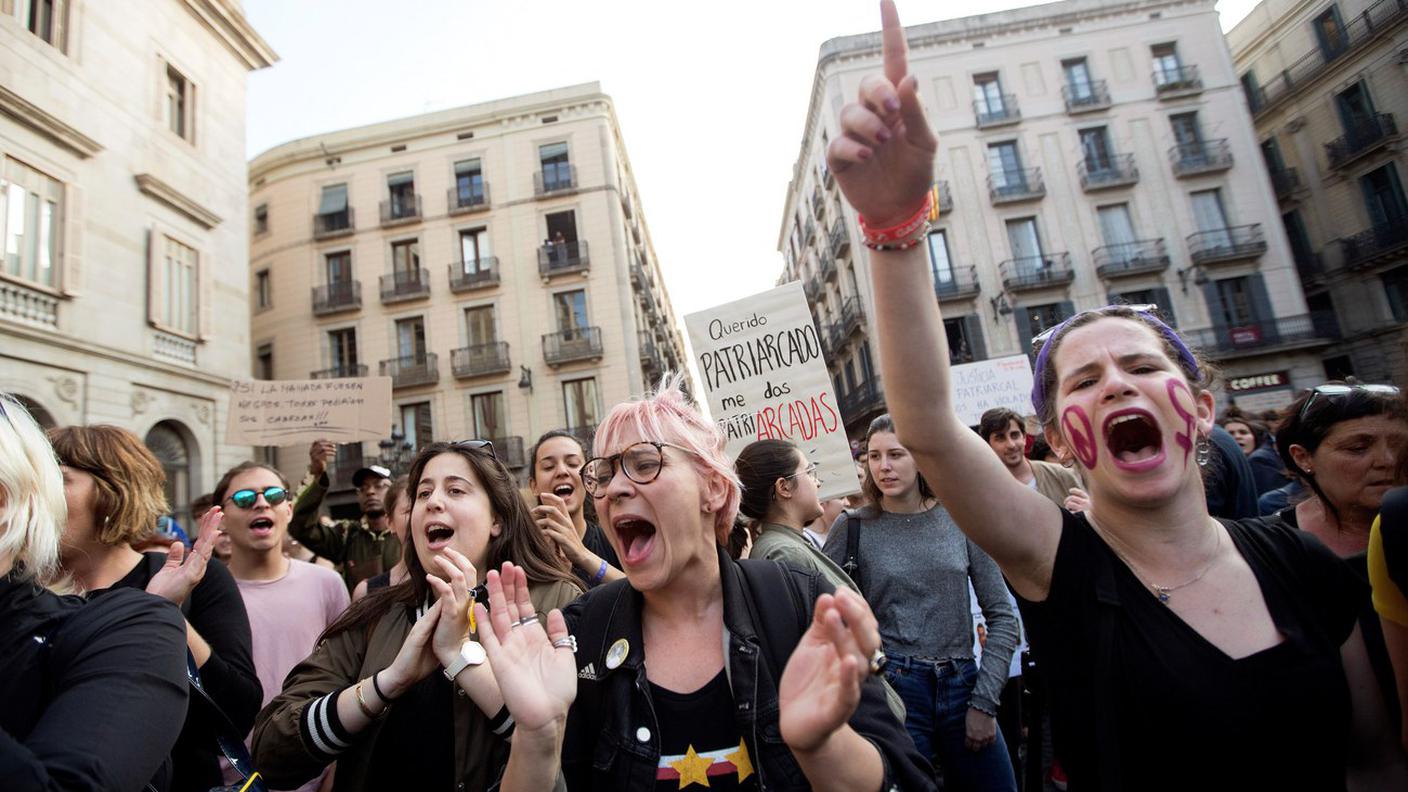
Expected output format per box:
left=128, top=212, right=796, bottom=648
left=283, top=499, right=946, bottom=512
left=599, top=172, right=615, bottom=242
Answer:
left=1187, top=224, right=1267, bottom=265
left=312, top=281, right=361, bottom=315
left=451, top=342, right=511, bottom=378
left=543, top=327, right=604, bottom=365
left=1000, top=253, right=1074, bottom=291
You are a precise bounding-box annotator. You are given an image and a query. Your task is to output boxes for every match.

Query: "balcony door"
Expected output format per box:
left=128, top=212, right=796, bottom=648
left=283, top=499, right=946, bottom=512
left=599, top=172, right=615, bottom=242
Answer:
left=563, top=378, right=601, bottom=430
left=395, top=317, right=427, bottom=362
left=397, top=402, right=433, bottom=452
left=1063, top=59, right=1094, bottom=100
left=326, top=251, right=352, bottom=285
left=926, top=230, right=955, bottom=288
left=1079, top=127, right=1114, bottom=171
left=328, top=328, right=358, bottom=375
left=1334, top=82, right=1375, bottom=134
left=988, top=142, right=1023, bottom=190
left=388, top=172, right=415, bottom=216
left=471, top=392, right=506, bottom=441
left=1005, top=217, right=1043, bottom=269
left=465, top=305, right=497, bottom=347
left=1361, top=165, right=1408, bottom=228
left=554, top=289, right=589, bottom=338
left=1191, top=189, right=1232, bottom=249
left=1097, top=205, right=1137, bottom=264
left=459, top=228, right=491, bottom=274
left=1151, top=43, right=1182, bottom=85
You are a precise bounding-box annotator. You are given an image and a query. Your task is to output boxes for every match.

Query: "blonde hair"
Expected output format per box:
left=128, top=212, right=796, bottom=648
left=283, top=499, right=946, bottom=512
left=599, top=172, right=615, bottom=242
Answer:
left=0, top=394, right=67, bottom=582
left=593, top=374, right=742, bottom=544
left=47, top=425, right=168, bottom=547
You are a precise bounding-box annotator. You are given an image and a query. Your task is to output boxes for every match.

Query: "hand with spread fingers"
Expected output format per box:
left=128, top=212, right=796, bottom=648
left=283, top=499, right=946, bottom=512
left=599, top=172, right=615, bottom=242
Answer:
left=146, top=505, right=222, bottom=605
left=827, top=0, right=937, bottom=228
left=377, top=598, right=444, bottom=699
left=474, top=562, right=577, bottom=735
left=778, top=586, right=884, bottom=753
left=425, top=547, right=480, bottom=666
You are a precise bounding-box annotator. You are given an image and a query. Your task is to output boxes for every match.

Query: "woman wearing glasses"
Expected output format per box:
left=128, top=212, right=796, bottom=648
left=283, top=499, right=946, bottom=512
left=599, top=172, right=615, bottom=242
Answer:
left=813, top=2, right=1404, bottom=789
left=252, top=440, right=580, bottom=792
left=734, top=438, right=856, bottom=592
left=471, top=378, right=932, bottom=792
left=49, top=424, right=261, bottom=792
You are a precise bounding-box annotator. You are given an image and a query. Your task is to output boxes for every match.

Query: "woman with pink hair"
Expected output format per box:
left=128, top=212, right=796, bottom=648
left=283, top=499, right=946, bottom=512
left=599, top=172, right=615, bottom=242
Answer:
left=474, top=376, right=932, bottom=791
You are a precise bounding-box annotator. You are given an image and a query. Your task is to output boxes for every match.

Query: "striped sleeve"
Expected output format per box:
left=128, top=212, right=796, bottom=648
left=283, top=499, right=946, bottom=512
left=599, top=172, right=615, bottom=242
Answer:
left=298, top=686, right=355, bottom=761
left=488, top=705, right=515, bottom=741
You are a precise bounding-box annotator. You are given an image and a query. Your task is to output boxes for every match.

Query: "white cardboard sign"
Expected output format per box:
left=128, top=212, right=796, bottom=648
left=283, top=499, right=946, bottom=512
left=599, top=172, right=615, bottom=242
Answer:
left=226, top=377, right=393, bottom=446
left=949, top=355, right=1036, bottom=428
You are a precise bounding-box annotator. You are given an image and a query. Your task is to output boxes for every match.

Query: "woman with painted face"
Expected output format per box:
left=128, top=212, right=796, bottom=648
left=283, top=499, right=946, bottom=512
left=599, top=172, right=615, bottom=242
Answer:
left=823, top=416, right=1019, bottom=792
left=352, top=475, right=411, bottom=601
left=48, top=425, right=261, bottom=792
left=251, top=441, right=580, bottom=792
left=529, top=430, right=623, bottom=588
left=734, top=438, right=856, bottom=592
left=820, top=3, right=1403, bottom=789
left=1219, top=409, right=1289, bottom=495
left=472, top=377, right=933, bottom=792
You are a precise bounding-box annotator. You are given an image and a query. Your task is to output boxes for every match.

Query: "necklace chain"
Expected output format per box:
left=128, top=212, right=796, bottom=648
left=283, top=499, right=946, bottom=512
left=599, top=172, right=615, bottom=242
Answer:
left=1094, top=521, right=1223, bottom=605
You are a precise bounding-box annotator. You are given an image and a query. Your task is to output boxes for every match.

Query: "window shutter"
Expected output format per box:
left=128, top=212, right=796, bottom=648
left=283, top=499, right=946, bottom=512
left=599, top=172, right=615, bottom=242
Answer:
left=198, top=249, right=213, bottom=340
left=147, top=227, right=162, bottom=327
left=318, top=184, right=348, bottom=214
left=1200, top=278, right=1229, bottom=347
left=387, top=171, right=414, bottom=187
left=415, top=403, right=433, bottom=448
left=963, top=314, right=988, bottom=360
left=1247, top=273, right=1277, bottom=344
left=1013, top=306, right=1034, bottom=360
left=61, top=182, right=82, bottom=296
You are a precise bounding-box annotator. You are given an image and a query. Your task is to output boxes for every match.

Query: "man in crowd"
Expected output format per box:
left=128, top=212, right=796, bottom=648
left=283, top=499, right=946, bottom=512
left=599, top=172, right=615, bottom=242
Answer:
left=979, top=407, right=1082, bottom=507
left=289, top=440, right=401, bottom=592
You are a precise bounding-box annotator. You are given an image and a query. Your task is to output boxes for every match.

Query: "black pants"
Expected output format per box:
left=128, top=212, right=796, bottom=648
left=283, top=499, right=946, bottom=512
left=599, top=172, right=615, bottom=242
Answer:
left=997, top=675, right=1023, bottom=785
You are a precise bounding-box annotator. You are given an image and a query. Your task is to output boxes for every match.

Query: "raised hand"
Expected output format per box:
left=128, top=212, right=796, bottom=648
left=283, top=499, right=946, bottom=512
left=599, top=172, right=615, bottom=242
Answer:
left=778, top=587, right=883, bottom=752
left=827, top=0, right=937, bottom=227
left=378, top=598, right=444, bottom=699
left=426, top=547, right=479, bottom=666
left=308, top=439, right=336, bottom=476
left=533, top=492, right=587, bottom=566
left=474, top=562, right=577, bottom=735
left=146, top=505, right=221, bottom=605
left=1064, top=486, right=1092, bottom=513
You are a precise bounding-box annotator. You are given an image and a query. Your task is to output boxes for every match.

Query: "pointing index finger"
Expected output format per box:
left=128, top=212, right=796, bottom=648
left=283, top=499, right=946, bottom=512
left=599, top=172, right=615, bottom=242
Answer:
left=881, top=0, right=908, bottom=88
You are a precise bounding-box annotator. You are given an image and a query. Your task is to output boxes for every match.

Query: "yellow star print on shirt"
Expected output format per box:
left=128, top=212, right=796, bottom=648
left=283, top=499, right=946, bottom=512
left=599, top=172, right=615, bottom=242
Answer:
left=725, top=739, right=754, bottom=782
left=670, top=745, right=713, bottom=788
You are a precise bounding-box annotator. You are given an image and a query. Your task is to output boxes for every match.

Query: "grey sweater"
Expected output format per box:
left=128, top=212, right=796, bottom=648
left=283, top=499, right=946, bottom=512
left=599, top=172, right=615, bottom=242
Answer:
left=823, top=504, right=1018, bottom=713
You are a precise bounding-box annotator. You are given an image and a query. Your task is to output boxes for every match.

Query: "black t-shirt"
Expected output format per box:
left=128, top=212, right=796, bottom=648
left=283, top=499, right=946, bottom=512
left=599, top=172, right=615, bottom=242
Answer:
left=574, top=521, right=622, bottom=588
left=365, top=655, right=455, bottom=790
left=1017, top=510, right=1363, bottom=791
left=649, top=670, right=758, bottom=791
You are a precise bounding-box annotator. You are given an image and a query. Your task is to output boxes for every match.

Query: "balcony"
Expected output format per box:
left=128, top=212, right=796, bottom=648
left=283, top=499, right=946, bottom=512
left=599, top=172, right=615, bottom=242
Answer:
left=974, top=95, right=1021, bottom=128
left=1250, top=0, right=1408, bottom=119
left=379, top=269, right=430, bottom=304
left=803, top=279, right=822, bottom=303
left=818, top=323, right=835, bottom=359
left=543, top=327, right=604, bottom=366
left=1078, top=153, right=1139, bottom=191
left=1000, top=253, right=1074, bottom=292
left=451, top=342, right=511, bottom=379
left=447, top=184, right=490, bottom=215
left=487, top=436, right=526, bottom=469
left=822, top=164, right=834, bottom=189
left=829, top=219, right=850, bottom=258
left=811, top=188, right=825, bottom=219
left=1169, top=139, right=1233, bottom=177
left=1269, top=167, right=1301, bottom=202
left=818, top=252, right=838, bottom=283
left=988, top=168, right=1045, bottom=205
left=638, top=330, right=658, bottom=363
left=803, top=218, right=816, bottom=244
left=630, top=258, right=653, bottom=289
left=934, top=266, right=981, bottom=301
left=313, top=208, right=355, bottom=240
left=1153, top=65, right=1202, bottom=98
left=1326, top=114, right=1398, bottom=171
left=839, top=378, right=886, bottom=426
left=837, top=297, right=865, bottom=338
left=1063, top=80, right=1111, bottom=114
left=379, top=195, right=422, bottom=227
left=538, top=239, right=590, bottom=278
left=1094, top=239, right=1171, bottom=279
left=311, top=364, right=368, bottom=379
left=448, top=259, right=500, bottom=292
left=1341, top=223, right=1408, bottom=270
left=1187, top=225, right=1266, bottom=265
left=1180, top=313, right=1335, bottom=358
left=311, top=281, right=361, bottom=316
left=827, top=322, right=847, bottom=355
left=534, top=165, right=577, bottom=196
left=380, top=353, right=439, bottom=389
left=935, top=180, right=953, bottom=214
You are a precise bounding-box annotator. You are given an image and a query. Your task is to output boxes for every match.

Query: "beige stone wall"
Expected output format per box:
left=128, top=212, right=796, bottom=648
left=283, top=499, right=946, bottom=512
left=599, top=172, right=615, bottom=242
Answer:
left=249, top=83, right=686, bottom=489
left=0, top=0, right=275, bottom=510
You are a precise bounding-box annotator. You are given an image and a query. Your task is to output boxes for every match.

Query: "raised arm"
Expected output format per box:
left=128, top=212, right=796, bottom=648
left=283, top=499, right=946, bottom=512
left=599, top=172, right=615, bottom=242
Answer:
left=827, top=0, right=1061, bottom=598
left=289, top=441, right=348, bottom=563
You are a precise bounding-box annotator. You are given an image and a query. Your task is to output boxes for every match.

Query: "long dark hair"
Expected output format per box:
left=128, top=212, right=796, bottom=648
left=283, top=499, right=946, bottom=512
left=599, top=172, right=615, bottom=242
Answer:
left=861, top=415, right=936, bottom=507
left=735, top=439, right=802, bottom=521
left=322, top=442, right=580, bottom=639
left=1276, top=381, right=1408, bottom=519
left=528, top=429, right=597, bottom=524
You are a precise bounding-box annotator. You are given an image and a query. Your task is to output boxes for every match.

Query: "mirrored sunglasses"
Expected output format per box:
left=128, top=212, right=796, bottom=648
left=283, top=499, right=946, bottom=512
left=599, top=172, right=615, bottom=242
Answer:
left=227, top=486, right=289, bottom=509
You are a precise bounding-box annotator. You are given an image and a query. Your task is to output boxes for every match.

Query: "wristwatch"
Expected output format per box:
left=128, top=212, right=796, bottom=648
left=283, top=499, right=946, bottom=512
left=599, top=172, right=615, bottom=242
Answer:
left=443, top=639, right=487, bottom=680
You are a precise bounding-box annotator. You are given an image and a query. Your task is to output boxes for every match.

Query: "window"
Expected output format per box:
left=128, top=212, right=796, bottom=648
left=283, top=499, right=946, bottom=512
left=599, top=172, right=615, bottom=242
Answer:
left=145, top=422, right=192, bottom=531
left=1260, top=138, right=1286, bottom=172
left=1360, top=164, right=1408, bottom=228
left=465, top=305, right=496, bottom=346
left=1384, top=266, right=1408, bottom=322
left=328, top=328, right=358, bottom=374
left=255, top=269, right=271, bottom=311
left=1111, top=289, right=1176, bottom=326
left=1151, top=43, right=1183, bottom=85
left=1214, top=277, right=1258, bottom=327
left=387, top=172, right=416, bottom=218
left=470, top=392, right=506, bottom=439
left=1314, top=6, right=1348, bottom=60
left=255, top=343, right=274, bottom=380
left=926, top=230, right=954, bottom=286
left=17, top=0, right=67, bottom=50
left=395, top=317, right=427, bottom=361
left=539, top=142, right=572, bottom=190
left=397, top=402, right=433, bottom=451
left=1005, top=217, right=1043, bottom=264
left=1170, top=112, right=1202, bottom=146
left=1079, top=127, right=1115, bottom=171
left=545, top=210, right=577, bottom=243
left=319, top=183, right=349, bottom=217
left=1063, top=58, right=1094, bottom=100
left=453, top=159, right=486, bottom=206
left=253, top=204, right=268, bottom=235
left=987, top=142, right=1025, bottom=190
left=1191, top=189, right=1231, bottom=240
left=1282, top=210, right=1317, bottom=273
left=1334, top=82, right=1376, bottom=133
left=563, top=377, right=601, bottom=430
left=325, top=250, right=352, bottom=289
left=459, top=227, right=491, bottom=273
left=1024, top=303, right=1071, bottom=342
left=944, top=317, right=978, bottom=364
left=1, top=157, right=62, bottom=288
left=973, top=73, right=1007, bottom=119
left=554, top=289, right=589, bottom=334
left=166, top=65, right=192, bottom=141
left=391, top=238, right=419, bottom=275
left=160, top=236, right=197, bottom=335
left=1240, top=72, right=1262, bottom=111
left=1097, top=204, right=1137, bottom=262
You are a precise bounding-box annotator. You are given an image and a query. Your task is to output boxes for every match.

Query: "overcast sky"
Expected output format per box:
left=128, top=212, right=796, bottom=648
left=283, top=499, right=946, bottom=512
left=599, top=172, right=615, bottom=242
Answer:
left=244, top=0, right=1261, bottom=326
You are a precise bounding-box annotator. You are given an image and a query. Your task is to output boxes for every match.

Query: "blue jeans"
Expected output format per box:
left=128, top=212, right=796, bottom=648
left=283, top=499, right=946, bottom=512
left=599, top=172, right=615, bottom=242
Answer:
left=884, top=655, right=1018, bottom=792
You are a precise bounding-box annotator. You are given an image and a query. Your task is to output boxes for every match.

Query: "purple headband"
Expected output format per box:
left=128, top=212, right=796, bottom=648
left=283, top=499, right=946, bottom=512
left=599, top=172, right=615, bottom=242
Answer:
left=1030, top=306, right=1200, bottom=417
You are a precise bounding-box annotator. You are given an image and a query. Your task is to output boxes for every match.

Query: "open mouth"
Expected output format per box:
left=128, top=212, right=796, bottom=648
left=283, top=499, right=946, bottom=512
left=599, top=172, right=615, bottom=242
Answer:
left=611, top=516, right=657, bottom=566
left=553, top=483, right=575, bottom=498
left=249, top=517, right=274, bottom=537
left=425, top=522, right=456, bottom=550
left=1103, top=410, right=1166, bottom=471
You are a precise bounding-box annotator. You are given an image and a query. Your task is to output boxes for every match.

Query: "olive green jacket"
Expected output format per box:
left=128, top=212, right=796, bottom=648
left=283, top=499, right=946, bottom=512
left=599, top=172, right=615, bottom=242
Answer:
left=750, top=522, right=858, bottom=592
left=290, top=471, right=402, bottom=592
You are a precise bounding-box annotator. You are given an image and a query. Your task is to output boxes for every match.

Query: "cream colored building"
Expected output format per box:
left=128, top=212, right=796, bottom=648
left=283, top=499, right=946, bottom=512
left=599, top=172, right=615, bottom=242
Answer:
left=0, top=0, right=275, bottom=527
left=1229, top=0, right=1407, bottom=388
left=779, top=0, right=1326, bottom=433
left=248, top=83, right=686, bottom=500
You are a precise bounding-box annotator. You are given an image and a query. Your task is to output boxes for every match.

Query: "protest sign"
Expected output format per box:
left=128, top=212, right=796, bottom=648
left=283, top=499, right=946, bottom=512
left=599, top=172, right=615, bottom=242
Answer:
left=950, top=355, right=1035, bottom=428
left=685, top=282, right=857, bottom=499
left=226, top=377, right=393, bottom=446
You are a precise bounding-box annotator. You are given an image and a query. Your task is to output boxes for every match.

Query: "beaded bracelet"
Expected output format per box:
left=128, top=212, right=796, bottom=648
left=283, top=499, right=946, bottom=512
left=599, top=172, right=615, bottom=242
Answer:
left=858, top=189, right=940, bottom=251
left=590, top=559, right=609, bottom=586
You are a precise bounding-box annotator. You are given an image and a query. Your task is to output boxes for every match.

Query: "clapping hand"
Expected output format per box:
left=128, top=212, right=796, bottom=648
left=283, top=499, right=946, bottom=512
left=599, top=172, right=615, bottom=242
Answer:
left=146, top=505, right=221, bottom=605
left=533, top=492, right=588, bottom=566
left=425, top=547, right=480, bottom=667
left=826, top=0, right=936, bottom=227
left=778, top=587, right=883, bottom=753
left=474, top=563, right=577, bottom=736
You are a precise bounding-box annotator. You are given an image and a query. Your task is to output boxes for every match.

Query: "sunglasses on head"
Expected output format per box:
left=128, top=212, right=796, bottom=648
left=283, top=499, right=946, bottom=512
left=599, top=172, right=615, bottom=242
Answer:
left=452, top=439, right=497, bottom=460
left=226, top=486, right=289, bottom=509
left=1297, top=383, right=1400, bottom=423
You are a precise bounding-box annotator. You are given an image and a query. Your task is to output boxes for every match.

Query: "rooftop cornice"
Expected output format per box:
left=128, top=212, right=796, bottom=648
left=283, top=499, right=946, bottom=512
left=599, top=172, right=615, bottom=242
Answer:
left=179, top=0, right=278, bottom=71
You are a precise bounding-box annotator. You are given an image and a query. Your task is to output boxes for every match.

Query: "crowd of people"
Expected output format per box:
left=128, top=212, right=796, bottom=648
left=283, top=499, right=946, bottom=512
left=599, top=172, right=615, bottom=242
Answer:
left=5, top=4, right=1408, bottom=791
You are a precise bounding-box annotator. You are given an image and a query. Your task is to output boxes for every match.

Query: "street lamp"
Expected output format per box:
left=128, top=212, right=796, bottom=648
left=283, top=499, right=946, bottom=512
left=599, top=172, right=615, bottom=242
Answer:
left=377, top=430, right=415, bottom=476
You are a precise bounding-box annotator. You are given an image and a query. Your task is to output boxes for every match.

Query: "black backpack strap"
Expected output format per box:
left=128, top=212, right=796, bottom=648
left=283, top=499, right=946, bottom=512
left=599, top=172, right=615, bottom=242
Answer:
left=841, top=511, right=864, bottom=595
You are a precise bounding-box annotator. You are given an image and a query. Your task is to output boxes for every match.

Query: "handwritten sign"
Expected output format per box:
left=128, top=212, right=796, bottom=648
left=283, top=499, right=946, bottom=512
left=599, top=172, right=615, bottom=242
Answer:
left=226, top=377, right=393, bottom=446
left=685, top=282, right=857, bottom=499
left=950, top=355, right=1035, bottom=428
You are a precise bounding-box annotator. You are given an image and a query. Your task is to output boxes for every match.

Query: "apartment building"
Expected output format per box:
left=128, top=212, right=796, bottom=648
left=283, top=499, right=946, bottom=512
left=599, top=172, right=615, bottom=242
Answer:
left=1229, top=0, right=1408, bottom=386
left=248, top=83, right=686, bottom=500
left=0, top=0, right=275, bottom=527
left=779, top=0, right=1325, bottom=433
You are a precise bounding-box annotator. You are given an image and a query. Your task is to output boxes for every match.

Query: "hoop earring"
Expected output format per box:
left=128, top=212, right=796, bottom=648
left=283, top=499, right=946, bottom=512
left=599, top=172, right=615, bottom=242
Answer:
left=1195, top=435, right=1212, bottom=467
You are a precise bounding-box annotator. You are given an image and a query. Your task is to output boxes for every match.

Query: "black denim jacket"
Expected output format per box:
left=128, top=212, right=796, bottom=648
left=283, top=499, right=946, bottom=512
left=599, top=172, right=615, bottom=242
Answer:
left=559, top=547, right=934, bottom=791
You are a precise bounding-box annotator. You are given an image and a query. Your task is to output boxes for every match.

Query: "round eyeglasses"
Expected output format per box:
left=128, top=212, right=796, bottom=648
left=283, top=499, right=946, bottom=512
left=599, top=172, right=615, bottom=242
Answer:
left=581, top=441, right=696, bottom=497
left=226, top=486, right=289, bottom=509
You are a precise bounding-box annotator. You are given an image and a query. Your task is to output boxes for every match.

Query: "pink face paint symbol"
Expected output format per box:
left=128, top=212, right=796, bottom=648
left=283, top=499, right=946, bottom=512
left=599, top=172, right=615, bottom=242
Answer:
left=1061, top=406, right=1098, bottom=470
left=1166, top=378, right=1197, bottom=464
